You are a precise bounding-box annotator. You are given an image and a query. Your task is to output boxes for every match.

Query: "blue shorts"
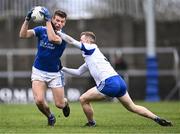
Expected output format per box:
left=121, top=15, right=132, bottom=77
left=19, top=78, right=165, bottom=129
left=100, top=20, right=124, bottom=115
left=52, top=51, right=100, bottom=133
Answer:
left=97, top=75, right=127, bottom=97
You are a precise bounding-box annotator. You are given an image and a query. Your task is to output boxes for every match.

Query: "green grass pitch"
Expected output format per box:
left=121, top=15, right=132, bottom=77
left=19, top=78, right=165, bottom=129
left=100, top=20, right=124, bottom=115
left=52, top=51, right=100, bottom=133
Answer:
left=0, top=101, right=179, bottom=133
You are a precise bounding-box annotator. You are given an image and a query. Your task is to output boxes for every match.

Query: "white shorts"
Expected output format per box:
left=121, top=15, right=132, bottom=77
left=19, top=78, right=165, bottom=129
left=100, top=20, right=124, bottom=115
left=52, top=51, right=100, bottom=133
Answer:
left=31, top=67, right=65, bottom=88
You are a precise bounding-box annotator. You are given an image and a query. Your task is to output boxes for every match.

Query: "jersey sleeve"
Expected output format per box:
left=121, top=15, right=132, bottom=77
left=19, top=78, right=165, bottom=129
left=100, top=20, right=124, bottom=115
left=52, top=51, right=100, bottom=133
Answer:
left=62, top=63, right=88, bottom=76
left=57, top=31, right=82, bottom=49
left=33, top=26, right=43, bottom=37
left=81, top=43, right=96, bottom=55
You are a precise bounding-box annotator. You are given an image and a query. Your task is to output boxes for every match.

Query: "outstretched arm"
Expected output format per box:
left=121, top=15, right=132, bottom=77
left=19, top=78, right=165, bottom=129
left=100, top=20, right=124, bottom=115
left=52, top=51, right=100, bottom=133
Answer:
left=62, top=63, right=88, bottom=76
left=57, top=31, right=82, bottom=49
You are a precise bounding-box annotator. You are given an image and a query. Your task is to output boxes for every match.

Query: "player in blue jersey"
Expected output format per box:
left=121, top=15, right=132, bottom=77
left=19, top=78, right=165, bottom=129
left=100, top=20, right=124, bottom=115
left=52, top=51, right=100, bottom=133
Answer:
left=58, top=31, right=172, bottom=127
left=19, top=7, right=70, bottom=126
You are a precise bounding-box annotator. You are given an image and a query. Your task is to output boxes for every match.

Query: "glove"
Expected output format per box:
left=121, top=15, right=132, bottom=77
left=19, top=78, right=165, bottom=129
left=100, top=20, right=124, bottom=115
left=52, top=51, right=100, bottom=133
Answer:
left=25, top=7, right=34, bottom=21
left=40, top=7, right=51, bottom=21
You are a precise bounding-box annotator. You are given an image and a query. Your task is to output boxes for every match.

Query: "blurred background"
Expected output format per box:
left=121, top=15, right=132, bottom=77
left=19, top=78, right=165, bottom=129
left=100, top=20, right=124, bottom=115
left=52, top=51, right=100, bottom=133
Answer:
left=0, top=0, right=180, bottom=103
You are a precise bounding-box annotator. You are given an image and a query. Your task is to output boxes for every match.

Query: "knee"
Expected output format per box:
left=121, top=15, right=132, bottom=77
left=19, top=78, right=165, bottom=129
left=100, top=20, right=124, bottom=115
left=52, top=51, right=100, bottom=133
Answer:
left=127, top=107, right=135, bottom=113
left=125, top=104, right=137, bottom=113
left=34, top=97, right=44, bottom=106
left=79, top=95, right=87, bottom=104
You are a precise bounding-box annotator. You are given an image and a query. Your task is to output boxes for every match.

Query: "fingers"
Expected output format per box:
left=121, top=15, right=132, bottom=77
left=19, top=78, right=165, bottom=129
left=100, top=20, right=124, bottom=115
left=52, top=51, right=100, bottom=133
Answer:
left=25, top=6, right=51, bottom=22
left=40, top=7, right=51, bottom=21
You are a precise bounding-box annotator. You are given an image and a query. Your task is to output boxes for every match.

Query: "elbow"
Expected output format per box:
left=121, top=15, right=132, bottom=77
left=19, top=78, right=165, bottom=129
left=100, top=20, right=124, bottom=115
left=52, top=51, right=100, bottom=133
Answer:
left=47, top=36, right=54, bottom=42
left=77, top=72, right=83, bottom=76
left=19, top=33, right=25, bottom=38
left=19, top=30, right=29, bottom=38
left=48, top=38, right=54, bottom=42
left=48, top=38, right=56, bottom=43
left=48, top=37, right=62, bottom=44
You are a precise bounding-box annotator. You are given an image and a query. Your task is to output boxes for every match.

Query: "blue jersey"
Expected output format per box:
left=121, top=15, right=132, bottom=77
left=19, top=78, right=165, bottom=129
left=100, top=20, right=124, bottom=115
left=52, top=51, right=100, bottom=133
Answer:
left=33, top=26, right=66, bottom=72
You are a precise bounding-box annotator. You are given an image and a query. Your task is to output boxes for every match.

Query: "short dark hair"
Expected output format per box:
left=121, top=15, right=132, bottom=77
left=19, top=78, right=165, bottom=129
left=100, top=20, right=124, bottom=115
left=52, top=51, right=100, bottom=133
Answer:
left=80, top=31, right=96, bottom=43
left=53, top=10, right=67, bottom=19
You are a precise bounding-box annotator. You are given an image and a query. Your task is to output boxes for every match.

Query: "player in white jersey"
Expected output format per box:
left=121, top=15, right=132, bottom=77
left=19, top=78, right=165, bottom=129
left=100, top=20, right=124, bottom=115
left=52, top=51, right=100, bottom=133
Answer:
left=58, top=31, right=172, bottom=127
left=78, top=43, right=118, bottom=86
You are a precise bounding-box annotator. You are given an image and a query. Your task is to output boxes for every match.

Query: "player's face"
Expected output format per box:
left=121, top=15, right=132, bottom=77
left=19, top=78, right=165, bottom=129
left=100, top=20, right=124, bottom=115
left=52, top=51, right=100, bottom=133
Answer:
left=52, top=15, right=66, bottom=31
left=80, top=35, right=89, bottom=44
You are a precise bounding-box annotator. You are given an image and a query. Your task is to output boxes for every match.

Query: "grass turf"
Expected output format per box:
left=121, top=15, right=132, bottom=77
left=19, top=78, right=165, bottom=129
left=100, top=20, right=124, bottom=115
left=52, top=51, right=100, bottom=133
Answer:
left=0, top=101, right=179, bottom=133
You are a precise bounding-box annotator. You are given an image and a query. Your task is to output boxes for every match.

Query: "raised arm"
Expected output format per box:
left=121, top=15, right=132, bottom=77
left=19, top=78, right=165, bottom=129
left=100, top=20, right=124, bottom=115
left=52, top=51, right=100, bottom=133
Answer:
left=41, top=7, right=62, bottom=44
left=19, top=8, right=35, bottom=38
left=19, top=21, right=35, bottom=38
left=57, top=31, right=82, bottom=49
left=62, top=63, right=88, bottom=76
left=46, top=21, right=62, bottom=44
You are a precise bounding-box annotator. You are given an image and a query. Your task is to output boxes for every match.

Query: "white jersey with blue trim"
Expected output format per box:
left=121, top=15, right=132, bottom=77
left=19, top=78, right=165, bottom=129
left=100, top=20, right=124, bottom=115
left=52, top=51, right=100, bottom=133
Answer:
left=81, top=43, right=118, bottom=85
